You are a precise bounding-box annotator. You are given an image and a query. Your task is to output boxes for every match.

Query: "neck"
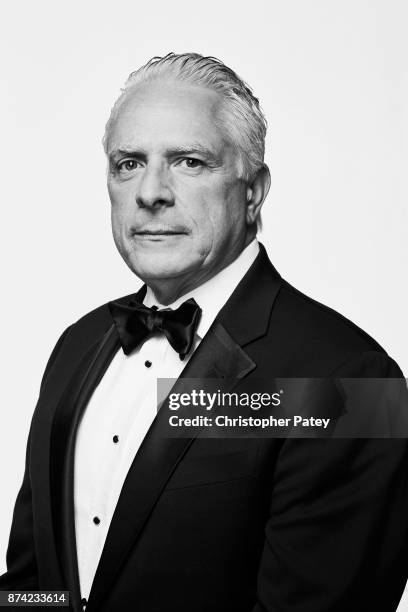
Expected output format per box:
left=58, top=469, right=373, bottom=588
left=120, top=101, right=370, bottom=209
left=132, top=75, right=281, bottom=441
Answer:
left=147, top=279, right=197, bottom=306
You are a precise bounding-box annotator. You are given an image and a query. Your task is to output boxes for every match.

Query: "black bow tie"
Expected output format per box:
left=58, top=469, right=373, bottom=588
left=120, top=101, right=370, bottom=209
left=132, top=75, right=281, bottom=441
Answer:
left=108, top=296, right=202, bottom=360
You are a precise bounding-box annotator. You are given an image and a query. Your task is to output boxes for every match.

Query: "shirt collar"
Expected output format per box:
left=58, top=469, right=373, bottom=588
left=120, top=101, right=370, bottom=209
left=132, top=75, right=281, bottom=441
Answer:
left=143, top=238, right=260, bottom=340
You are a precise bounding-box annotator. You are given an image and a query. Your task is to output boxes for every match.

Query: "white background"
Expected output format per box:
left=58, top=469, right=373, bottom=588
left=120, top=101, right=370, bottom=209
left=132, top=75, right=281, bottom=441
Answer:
left=1, top=0, right=407, bottom=605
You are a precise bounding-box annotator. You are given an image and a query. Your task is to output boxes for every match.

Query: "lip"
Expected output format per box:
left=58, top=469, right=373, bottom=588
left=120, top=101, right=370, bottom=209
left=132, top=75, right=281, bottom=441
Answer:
left=133, top=227, right=189, bottom=236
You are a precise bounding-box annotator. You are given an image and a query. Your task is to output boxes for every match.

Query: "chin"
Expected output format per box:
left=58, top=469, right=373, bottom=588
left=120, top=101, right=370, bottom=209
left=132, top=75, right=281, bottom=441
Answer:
left=126, top=252, right=198, bottom=282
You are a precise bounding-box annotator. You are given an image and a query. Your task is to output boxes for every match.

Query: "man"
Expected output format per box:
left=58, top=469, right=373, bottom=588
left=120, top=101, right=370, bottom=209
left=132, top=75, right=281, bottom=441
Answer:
left=1, top=52, right=407, bottom=611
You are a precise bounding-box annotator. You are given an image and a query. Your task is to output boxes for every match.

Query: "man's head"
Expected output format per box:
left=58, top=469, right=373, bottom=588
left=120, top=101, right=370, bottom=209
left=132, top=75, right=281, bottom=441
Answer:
left=104, top=52, right=270, bottom=303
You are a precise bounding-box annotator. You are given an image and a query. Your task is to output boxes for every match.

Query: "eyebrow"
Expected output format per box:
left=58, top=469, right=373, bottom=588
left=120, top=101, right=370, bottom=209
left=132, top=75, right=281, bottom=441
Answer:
left=108, top=144, right=219, bottom=162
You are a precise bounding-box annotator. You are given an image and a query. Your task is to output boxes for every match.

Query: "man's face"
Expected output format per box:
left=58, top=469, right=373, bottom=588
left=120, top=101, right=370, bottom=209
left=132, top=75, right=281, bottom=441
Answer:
left=106, top=79, right=253, bottom=296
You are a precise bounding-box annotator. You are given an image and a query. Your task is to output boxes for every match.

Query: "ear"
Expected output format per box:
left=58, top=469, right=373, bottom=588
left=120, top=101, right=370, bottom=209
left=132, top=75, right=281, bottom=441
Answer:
left=245, top=164, right=271, bottom=226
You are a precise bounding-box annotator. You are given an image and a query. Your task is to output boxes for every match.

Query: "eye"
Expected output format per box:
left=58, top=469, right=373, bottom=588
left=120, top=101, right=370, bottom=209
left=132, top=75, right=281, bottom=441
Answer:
left=180, top=158, right=204, bottom=169
left=117, top=159, right=139, bottom=173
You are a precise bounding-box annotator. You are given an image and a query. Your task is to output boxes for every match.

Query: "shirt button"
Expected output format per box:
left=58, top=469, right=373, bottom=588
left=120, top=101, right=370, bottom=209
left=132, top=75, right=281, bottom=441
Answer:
left=93, top=516, right=100, bottom=525
left=113, top=435, right=119, bottom=444
left=144, top=360, right=152, bottom=368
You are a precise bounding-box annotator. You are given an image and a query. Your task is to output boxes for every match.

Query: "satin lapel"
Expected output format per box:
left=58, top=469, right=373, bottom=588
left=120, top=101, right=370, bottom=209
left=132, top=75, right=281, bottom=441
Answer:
left=28, top=326, right=115, bottom=595
left=50, top=324, right=120, bottom=612
left=86, top=321, right=255, bottom=612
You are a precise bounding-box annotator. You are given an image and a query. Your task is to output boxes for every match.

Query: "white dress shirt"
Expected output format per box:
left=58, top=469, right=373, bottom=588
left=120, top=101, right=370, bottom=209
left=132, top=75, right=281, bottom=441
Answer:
left=73, top=239, right=260, bottom=601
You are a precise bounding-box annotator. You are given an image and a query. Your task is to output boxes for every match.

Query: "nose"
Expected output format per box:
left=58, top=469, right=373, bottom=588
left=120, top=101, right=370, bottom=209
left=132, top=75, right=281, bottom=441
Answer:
left=136, top=164, right=174, bottom=210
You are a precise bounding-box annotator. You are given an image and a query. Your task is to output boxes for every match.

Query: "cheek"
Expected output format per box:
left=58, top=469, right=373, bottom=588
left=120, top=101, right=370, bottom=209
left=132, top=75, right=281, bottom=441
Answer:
left=180, top=181, right=244, bottom=242
left=190, top=194, right=223, bottom=250
left=107, top=180, right=122, bottom=208
left=108, top=179, right=135, bottom=211
left=200, top=181, right=244, bottom=230
left=110, top=205, right=127, bottom=237
left=109, top=184, right=135, bottom=229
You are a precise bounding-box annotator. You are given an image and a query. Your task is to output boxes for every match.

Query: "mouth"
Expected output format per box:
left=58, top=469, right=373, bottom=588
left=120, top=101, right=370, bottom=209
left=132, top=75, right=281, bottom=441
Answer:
left=135, top=231, right=185, bottom=235
left=133, top=227, right=189, bottom=237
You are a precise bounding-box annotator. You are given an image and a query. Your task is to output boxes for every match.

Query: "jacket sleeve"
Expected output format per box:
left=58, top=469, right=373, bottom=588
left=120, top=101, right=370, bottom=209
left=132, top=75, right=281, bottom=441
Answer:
left=251, top=351, right=408, bottom=611
left=0, top=326, right=72, bottom=590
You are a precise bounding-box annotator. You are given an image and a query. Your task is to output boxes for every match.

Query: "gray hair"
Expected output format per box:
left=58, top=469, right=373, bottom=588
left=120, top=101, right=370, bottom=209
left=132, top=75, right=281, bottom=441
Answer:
left=103, top=52, right=268, bottom=184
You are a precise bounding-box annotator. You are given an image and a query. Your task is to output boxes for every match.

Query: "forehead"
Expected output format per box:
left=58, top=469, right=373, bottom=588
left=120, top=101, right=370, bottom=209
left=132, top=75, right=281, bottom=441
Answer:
left=107, top=79, right=229, bottom=153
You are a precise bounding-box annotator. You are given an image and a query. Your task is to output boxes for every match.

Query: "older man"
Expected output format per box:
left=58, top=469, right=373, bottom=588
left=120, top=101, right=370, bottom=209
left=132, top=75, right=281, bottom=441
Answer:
left=1, top=53, right=407, bottom=612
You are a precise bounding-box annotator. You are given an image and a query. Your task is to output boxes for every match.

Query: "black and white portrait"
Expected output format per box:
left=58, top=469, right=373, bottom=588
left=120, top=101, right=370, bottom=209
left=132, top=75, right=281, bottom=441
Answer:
left=1, top=1, right=407, bottom=611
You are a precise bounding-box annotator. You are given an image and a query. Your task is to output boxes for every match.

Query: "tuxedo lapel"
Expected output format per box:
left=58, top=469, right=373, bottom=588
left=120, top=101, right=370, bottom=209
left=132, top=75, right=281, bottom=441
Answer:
left=49, top=324, right=120, bottom=611
left=216, top=243, right=282, bottom=346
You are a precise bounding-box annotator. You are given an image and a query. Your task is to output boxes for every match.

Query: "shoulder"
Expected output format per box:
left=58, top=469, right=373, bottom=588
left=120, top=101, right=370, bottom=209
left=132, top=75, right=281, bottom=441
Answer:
left=68, top=291, right=136, bottom=342
left=269, top=279, right=402, bottom=376
left=245, top=245, right=398, bottom=374
left=278, top=279, right=384, bottom=351
left=40, top=292, right=135, bottom=388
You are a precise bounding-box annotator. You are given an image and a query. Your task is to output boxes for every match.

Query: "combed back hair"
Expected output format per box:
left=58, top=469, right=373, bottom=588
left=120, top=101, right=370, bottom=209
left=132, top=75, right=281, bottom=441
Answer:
left=103, top=52, right=268, bottom=184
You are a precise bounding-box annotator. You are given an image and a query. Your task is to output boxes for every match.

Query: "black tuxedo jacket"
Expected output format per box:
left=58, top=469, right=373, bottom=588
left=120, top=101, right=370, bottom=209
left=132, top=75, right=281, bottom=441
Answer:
left=1, top=244, right=408, bottom=611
